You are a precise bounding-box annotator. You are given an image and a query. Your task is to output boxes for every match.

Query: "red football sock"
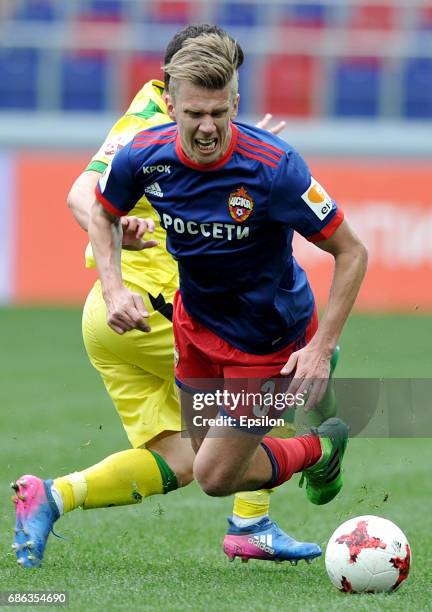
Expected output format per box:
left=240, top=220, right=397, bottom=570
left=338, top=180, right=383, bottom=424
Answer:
left=261, top=434, right=322, bottom=488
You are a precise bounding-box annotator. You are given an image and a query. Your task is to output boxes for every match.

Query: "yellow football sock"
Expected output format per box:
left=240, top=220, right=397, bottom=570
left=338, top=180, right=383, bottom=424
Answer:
left=54, top=448, right=176, bottom=512
left=233, top=489, right=272, bottom=519
left=54, top=472, right=88, bottom=513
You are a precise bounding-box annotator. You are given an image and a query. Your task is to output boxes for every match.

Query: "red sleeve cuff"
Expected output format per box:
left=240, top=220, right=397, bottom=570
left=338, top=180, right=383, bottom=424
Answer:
left=95, top=184, right=124, bottom=217
left=306, top=209, right=344, bottom=243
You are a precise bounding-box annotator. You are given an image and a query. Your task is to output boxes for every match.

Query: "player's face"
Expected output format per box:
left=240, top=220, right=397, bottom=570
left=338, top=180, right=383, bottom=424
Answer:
left=165, top=79, right=239, bottom=165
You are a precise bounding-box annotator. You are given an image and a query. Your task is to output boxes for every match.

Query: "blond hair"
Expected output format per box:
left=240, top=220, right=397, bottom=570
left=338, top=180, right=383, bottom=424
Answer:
left=163, top=33, right=239, bottom=98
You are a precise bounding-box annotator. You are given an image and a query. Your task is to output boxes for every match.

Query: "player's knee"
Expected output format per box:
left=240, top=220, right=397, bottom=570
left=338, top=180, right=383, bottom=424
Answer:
left=198, top=477, right=230, bottom=497
left=193, top=463, right=233, bottom=497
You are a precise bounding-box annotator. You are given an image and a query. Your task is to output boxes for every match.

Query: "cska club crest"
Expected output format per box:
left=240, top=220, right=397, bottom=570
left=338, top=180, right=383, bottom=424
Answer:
left=228, top=186, right=254, bottom=223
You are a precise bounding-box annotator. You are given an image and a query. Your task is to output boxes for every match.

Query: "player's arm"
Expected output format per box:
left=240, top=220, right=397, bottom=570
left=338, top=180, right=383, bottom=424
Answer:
left=282, top=220, right=367, bottom=409
left=68, top=169, right=155, bottom=249
left=311, top=220, right=367, bottom=351
left=269, top=150, right=367, bottom=408
left=88, top=144, right=157, bottom=334
left=88, top=198, right=154, bottom=334
left=67, top=170, right=100, bottom=231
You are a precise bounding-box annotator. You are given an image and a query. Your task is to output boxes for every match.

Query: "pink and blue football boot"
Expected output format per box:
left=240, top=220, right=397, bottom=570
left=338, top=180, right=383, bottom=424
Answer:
left=11, top=475, right=59, bottom=568
left=223, top=517, right=321, bottom=564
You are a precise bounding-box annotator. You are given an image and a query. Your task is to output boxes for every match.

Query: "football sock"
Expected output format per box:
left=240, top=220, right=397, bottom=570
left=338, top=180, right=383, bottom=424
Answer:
left=232, top=514, right=268, bottom=528
left=52, top=471, right=87, bottom=514
left=232, top=490, right=272, bottom=527
left=261, top=434, right=322, bottom=488
left=50, top=484, right=65, bottom=516
left=53, top=449, right=177, bottom=512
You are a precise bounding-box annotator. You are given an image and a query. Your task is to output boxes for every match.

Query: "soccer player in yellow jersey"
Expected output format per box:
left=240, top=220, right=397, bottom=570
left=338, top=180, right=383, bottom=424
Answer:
left=11, top=25, right=325, bottom=568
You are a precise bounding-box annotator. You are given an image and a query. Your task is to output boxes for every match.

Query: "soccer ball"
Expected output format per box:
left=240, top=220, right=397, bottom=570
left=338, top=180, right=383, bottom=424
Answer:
left=325, top=515, right=411, bottom=593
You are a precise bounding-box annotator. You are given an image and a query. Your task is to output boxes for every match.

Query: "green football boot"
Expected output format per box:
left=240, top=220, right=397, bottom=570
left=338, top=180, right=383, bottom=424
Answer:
left=312, top=345, right=340, bottom=421
left=299, top=416, right=349, bottom=506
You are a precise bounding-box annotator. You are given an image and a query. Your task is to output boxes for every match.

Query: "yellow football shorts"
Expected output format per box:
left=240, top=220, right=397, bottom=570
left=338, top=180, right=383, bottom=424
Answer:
left=82, top=279, right=181, bottom=448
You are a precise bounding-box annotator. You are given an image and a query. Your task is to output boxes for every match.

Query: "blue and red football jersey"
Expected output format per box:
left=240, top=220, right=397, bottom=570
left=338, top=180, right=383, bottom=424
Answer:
left=96, top=121, right=344, bottom=354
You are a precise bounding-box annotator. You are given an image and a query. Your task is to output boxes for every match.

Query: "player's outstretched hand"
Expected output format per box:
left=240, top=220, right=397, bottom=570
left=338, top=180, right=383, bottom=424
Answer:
left=121, top=216, right=158, bottom=251
left=281, top=345, right=331, bottom=412
left=256, top=113, right=286, bottom=136
left=105, top=286, right=151, bottom=334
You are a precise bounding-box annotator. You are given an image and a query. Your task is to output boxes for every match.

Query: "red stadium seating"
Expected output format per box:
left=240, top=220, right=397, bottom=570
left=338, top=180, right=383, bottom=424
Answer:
left=72, top=8, right=126, bottom=60
left=124, top=54, right=165, bottom=108
left=262, top=55, right=316, bottom=117
left=349, top=3, right=398, bottom=30
left=146, top=1, right=192, bottom=25
left=417, top=5, right=432, bottom=30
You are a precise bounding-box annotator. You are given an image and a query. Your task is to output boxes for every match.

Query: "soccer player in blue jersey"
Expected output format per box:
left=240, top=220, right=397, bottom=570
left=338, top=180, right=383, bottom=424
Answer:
left=11, top=25, right=331, bottom=569
left=88, top=32, right=367, bottom=525
left=11, top=29, right=364, bottom=569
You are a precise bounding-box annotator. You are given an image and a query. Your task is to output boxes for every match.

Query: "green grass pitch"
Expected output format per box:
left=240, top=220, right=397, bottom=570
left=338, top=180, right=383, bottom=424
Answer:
left=0, top=308, right=431, bottom=611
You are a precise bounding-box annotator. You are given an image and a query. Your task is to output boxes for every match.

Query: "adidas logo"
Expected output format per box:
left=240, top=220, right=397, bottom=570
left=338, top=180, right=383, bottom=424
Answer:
left=144, top=182, right=163, bottom=198
left=248, top=534, right=275, bottom=555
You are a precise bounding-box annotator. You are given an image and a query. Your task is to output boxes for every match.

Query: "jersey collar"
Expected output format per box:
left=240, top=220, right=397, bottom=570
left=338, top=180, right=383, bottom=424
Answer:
left=175, top=123, right=239, bottom=171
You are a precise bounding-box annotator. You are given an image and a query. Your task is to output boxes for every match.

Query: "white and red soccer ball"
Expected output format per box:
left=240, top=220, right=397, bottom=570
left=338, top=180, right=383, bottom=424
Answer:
left=325, top=515, right=411, bottom=593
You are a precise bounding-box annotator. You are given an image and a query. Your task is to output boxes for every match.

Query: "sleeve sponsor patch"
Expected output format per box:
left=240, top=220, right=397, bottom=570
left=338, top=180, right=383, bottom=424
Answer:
left=103, top=134, right=128, bottom=159
left=301, top=177, right=333, bottom=220
left=98, top=163, right=112, bottom=193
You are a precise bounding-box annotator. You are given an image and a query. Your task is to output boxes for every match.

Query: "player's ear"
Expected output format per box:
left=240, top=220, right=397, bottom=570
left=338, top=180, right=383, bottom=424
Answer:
left=164, top=93, right=176, bottom=121
left=230, top=93, right=240, bottom=119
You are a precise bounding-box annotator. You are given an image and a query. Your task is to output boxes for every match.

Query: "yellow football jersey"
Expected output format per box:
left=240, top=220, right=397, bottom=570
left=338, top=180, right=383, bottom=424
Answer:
left=85, top=80, right=178, bottom=297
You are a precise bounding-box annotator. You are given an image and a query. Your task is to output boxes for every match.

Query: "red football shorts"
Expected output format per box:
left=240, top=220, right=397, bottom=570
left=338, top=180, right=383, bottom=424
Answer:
left=173, top=291, right=318, bottom=433
left=173, top=290, right=318, bottom=386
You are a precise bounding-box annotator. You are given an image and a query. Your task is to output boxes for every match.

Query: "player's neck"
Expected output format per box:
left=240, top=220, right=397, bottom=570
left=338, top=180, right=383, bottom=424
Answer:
left=176, top=123, right=238, bottom=171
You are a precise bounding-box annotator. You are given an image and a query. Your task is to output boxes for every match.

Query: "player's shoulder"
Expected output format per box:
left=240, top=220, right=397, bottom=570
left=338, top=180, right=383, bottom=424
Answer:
left=234, top=121, right=295, bottom=169
left=235, top=121, right=295, bottom=150
left=124, top=122, right=177, bottom=169
left=125, top=79, right=167, bottom=119
left=131, top=121, right=177, bottom=146
left=235, top=123, right=311, bottom=196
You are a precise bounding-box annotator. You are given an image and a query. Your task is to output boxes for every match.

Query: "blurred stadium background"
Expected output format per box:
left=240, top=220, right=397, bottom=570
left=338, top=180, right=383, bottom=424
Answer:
left=0, top=0, right=431, bottom=311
